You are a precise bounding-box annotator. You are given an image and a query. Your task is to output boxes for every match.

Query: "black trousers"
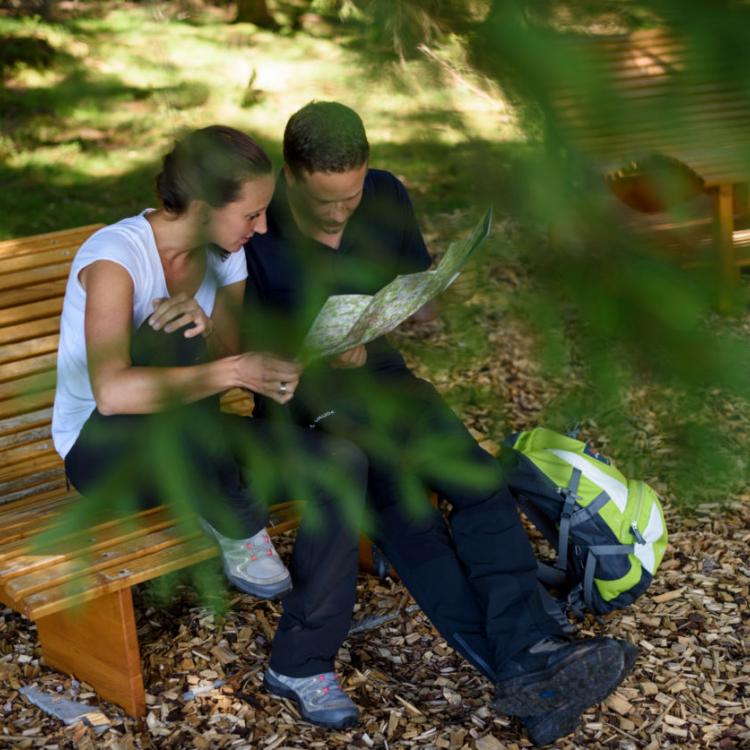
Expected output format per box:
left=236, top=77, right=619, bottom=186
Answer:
left=258, top=364, right=563, bottom=678
left=64, top=323, right=368, bottom=677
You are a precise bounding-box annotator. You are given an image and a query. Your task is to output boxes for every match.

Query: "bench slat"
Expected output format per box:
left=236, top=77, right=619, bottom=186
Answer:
left=0, top=264, right=73, bottom=294
left=0, top=456, right=63, bottom=487
left=15, top=543, right=218, bottom=618
left=0, top=299, right=62, bottom=328
left=0, top=507, right=181, bottom=566
left=0, top=334, right=59, bottom=366
left=0, top=248, right=78, bottom=276
left=0, top=370, right=54, bottom=401
left=0, top=354, right=57, bottom=386
left=0, top=282, right=68, bottom=308
left=0, top=424, right=50, bottom=452
left=0, top=491, right=73, bottom=522
left=17, top=514, right=300, bottom=620
left=1, top=496, right=299, bottom=580
left=0, top=478, right=69, bottom=507
left=0, top=407, right=53, bottom=440
left=0, top=390, right=55, bottom=421
left=5, top=529, right=208, bottom=598
left=0, top=225, right=103, bottom=259
left=0, top=316, right=61, bottom=347
left=1, top=437, right=56, bottom=468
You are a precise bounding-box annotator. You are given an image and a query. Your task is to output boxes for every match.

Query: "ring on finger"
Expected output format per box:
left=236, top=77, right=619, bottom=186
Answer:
left=278, top=382, right=289, bottom=395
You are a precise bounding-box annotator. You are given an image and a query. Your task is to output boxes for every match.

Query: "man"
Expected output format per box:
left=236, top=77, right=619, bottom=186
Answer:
left=243, top=101, right=636, bottom=746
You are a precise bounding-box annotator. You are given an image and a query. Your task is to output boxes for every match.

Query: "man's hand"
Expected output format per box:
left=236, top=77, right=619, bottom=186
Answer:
left=409, top=299, right=439, bottom=323
left=150, top=294, right=213, bottom=339
left=236, top=352, right=302, bottom=404
left=331, top=345, right=368, bottom=369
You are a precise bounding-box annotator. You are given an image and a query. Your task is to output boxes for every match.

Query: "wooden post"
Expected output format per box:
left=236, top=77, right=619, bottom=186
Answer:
left=35, top=588, right=145, bottom=717
left=713, top=183, right=739, bottom=310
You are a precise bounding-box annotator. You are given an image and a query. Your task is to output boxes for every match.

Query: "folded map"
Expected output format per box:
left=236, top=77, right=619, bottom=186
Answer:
left=302, top=207, right=493, bottom=359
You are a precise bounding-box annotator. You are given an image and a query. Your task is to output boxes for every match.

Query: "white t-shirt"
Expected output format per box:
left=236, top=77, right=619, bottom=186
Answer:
left=51, top=211, right=248, bottom=459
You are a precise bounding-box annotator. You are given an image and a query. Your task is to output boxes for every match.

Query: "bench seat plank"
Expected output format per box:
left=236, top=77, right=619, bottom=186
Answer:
left=5, top=528, right=211, bottom=601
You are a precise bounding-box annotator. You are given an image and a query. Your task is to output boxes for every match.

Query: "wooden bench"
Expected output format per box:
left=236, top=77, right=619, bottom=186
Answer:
left=0, top=225, right=303, bottom=717
left=547, top=27, right=750, bottom=293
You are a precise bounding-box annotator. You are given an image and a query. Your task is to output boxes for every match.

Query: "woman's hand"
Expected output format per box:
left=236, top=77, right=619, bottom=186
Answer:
left=150, top=293, right=213, bottom=339
left=237, top=352, right=302, bottom=404
left=330, top=345, right=368, bottom=369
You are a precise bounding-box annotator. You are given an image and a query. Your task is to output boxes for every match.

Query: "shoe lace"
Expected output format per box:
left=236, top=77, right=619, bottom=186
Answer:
left=245, top=532, right=276, bottom=562
left=298, top=673, right=348, bottom=707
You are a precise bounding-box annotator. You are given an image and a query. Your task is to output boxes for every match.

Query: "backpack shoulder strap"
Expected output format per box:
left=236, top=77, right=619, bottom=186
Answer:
left=556, top=467, right=582, bottom=571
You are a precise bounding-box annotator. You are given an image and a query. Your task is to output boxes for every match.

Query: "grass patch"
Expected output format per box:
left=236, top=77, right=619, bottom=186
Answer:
left=0, top=5, right=520, bottom=238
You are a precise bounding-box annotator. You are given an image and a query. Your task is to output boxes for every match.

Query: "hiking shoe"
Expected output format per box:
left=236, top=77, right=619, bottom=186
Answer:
left=493, top=636, right=627, bottom=717
left=199, top=519, right=292, bottom=599
left=264, top=668, right=359, bottom=729
left=521, top=639, right=639, bottom=746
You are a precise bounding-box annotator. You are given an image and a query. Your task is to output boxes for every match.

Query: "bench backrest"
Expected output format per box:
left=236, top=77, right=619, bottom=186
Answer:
left=0, top=225, right=104, bottom=509
left=548, top=28, right=750, bottom=184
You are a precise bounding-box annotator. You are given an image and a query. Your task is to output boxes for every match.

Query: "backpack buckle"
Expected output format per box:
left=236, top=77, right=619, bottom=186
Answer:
left=559, top=488, right=580, bottom=518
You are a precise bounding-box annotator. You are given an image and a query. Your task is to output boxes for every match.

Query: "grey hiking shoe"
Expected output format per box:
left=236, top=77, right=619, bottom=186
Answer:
left=264, top=668, right=359, bottom=729
left=493, top=636, right=627, bottom=717
left=199, top=519, right=292, bottom=599
left=521, top=639, right=639, bottom=746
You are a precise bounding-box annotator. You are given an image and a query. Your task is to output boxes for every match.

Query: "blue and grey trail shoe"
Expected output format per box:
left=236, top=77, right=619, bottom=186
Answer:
left=521, top=639, right=639, bottom=746
left=199, top=519, right=292, bottom=599
left=493, top=636, right=628, bottom=717
left=264, top=669, right=359, bottom=729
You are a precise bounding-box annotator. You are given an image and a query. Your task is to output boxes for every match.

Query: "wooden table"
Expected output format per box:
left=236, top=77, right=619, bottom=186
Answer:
left=549, top=28, right=750, bottom=297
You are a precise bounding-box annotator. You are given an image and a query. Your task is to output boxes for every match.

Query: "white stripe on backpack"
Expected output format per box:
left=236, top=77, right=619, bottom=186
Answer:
left=545, top=449, right=628, bottom=513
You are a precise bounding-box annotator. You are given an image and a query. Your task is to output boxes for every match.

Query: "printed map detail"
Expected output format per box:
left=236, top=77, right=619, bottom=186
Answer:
left=303, top=208, right=493, bottom=359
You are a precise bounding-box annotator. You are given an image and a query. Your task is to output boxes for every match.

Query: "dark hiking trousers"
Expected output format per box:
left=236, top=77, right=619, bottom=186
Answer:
left=64, top=322, right=368, bottom=677
left=257, top=365, right=563, bottom=678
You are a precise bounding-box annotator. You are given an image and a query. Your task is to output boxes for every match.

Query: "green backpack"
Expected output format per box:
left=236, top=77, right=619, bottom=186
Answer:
left=504, top=427, right=668, bottom=616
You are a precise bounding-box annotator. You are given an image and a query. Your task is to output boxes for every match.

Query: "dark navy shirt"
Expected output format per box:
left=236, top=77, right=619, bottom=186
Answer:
left=244, top=168, right=432, bottom=372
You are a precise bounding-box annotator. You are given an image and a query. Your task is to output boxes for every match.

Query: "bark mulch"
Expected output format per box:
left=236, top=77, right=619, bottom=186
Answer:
left=1, top=497, right=748, bottom=749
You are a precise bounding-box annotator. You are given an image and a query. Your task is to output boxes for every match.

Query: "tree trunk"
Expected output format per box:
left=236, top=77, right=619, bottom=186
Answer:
left=234, top=0, right=278, bottom=27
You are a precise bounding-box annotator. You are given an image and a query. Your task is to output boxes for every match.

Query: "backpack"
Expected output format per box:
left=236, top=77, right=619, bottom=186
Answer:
left=504, top=427, right=668, bottom=616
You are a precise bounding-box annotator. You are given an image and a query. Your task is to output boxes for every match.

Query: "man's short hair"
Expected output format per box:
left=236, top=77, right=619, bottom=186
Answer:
left=284, top=101, right=369, bottom=177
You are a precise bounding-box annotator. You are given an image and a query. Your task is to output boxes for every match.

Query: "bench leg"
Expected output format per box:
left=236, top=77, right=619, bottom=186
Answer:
left=35, top=588, right=146, bottom=717
left=714, top=183, right=738, bottom=309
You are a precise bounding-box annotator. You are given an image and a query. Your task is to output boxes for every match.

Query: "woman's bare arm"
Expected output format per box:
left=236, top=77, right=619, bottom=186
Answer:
left=82, top=262, right=299, bottom=413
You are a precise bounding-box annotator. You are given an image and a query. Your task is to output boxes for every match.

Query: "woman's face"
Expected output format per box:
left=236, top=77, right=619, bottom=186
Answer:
left=208, top=174, right=275, bottom=252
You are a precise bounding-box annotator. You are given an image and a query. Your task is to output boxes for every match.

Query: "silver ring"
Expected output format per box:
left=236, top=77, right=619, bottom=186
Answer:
left=279, top=382, right=288, bottom=395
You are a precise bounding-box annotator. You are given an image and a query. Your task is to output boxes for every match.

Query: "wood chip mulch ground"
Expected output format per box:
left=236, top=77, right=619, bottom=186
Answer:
left=1, top=496, right=748, bottom=750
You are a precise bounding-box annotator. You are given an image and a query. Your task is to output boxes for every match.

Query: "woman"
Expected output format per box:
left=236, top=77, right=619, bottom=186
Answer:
left=51, top=126, right=364, bottom=729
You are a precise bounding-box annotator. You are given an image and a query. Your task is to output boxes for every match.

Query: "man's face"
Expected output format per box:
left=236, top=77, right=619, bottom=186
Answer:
left=285, top=162, right=368, bottom=235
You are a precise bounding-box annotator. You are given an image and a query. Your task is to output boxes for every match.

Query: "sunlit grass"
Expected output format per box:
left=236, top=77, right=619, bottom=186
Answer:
left=1, top=5, right=519, bottom=237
